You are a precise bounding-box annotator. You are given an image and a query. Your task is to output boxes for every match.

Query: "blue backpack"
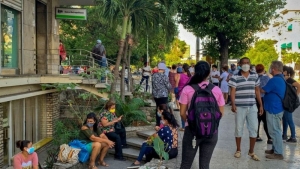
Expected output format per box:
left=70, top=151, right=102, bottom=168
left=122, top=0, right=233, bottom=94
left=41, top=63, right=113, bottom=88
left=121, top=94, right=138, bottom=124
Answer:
left=187, top=83, right=222, bottom=138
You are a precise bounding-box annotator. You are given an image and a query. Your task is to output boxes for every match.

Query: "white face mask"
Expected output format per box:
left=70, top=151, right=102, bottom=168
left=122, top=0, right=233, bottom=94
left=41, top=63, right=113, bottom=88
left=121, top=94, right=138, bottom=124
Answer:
left=241, top=64, right=250, bottom=72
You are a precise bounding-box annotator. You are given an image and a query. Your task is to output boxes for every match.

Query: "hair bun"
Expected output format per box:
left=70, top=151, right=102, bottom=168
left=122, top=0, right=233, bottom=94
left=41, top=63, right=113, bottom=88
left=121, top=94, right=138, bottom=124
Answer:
left=16, top=140, right=22, bottom=148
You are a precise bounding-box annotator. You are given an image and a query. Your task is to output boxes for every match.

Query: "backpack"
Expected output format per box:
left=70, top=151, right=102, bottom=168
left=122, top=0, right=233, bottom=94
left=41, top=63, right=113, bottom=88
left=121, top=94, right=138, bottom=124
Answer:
left=187, top=83, right=222, bottom=139
left=275, top=78, right=300, bottom=112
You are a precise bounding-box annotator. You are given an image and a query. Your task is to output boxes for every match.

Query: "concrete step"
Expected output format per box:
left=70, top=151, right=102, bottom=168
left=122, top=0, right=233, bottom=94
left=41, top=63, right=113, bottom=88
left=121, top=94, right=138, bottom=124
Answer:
left=127, top=137, right=145, bottom=149
left=108, top=147, right=144, bottom=160
left=136, top=130, right=156, bottom=139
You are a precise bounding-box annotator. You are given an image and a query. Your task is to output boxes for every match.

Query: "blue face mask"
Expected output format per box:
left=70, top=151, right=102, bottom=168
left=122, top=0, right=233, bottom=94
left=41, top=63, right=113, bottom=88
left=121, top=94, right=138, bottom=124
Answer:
left=87, top=123, right=94, bottom=128
left=157, top=112, right=161, bottom=117
left=27, top=147, right=35, bottom=155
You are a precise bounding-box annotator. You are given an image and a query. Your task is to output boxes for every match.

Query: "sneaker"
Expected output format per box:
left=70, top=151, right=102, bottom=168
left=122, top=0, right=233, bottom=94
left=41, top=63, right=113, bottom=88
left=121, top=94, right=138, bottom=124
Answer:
left=286, top=137, right=297, bottom=143
left=265, top=153, right=284, bottom=160
left=127, top=163, right=140, bottom=168
left=265, top=149, right=274, bottom=154
left=282, top=135, right=288, bottom=142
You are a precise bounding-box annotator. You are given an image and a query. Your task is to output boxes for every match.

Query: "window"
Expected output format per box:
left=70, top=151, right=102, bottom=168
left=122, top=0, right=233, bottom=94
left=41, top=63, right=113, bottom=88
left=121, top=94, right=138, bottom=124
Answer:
left=1, top=5, right=19, bottom=68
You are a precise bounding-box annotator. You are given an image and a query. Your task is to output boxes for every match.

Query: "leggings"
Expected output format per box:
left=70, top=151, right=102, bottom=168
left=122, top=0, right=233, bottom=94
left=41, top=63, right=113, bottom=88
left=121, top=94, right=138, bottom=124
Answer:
left=180, top=127, right=218, bottom=169
left=256, top=98, right=271, bottom=140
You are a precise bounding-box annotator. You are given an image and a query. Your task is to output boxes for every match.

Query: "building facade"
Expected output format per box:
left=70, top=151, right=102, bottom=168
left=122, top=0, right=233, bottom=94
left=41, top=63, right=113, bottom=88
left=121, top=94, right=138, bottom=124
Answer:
left=256, top=0, right=300, bottom=62
left=0, top=0, right=99, bottom=167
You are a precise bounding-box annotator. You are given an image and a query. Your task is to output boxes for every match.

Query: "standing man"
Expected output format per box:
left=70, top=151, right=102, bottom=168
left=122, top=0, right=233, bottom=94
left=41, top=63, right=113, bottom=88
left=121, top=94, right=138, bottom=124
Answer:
left=92, top=40, right=106, bottom=66
left=228, top=57, right=263, bottom=161
left=261, top=61, right=285, bottom=160
left=189, top=63, right=195, bottom=76
left=139, top=62, right=151, bottom=92
left=210, top=65, right=220, bottom=86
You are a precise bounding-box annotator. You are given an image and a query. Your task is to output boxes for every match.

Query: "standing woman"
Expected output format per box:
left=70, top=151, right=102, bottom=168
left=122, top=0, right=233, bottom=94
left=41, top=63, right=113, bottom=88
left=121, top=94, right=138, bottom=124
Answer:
left=255, top=64, right=272, bottom=144
left=152, top=62, right=172, bottom=130
left=218, top=65, right=229, bottom=104
left=179, top=61, right=225, bottom=169
left=175, top=63, right=192, bottom=131
left=169, top=64, right=177, bottom=106
left=282, top=66, right=300, bottom=143
left=13, top=140, right=38, bottom=169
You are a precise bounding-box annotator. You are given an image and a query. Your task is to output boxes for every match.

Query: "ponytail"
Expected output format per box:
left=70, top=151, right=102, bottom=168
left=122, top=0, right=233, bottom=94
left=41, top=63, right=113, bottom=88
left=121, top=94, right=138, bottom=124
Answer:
left=162, top=111, right=179, bottom=128
left=183, top=63, right=191, bottom=77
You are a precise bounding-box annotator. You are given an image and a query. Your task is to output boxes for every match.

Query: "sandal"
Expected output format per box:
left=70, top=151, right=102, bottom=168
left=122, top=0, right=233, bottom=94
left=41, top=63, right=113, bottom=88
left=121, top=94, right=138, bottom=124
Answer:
left=256, top=137, right=263, bottom=142
left=234, top=151, right=241, bottom=158
left=98, top=161, right=109, bottom=167
left=89, top=165, right=97, bottom=169
left=248, top=152, right=260, bottom=161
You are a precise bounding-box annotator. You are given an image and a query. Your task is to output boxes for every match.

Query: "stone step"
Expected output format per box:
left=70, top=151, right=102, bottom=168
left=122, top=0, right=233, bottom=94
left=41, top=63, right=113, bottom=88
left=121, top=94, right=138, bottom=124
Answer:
left=136, top=130, right=156, bottom=139
left=108, top=147, right=144, bottom=160
left=127, top=137, right=145, bottom=149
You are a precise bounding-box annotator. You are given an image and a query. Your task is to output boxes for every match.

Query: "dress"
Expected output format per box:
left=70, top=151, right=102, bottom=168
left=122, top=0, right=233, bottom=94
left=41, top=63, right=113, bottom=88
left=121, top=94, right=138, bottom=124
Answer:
left=168, top=71, right=176, bottom=91
left=220, top=71, right=229, bottom=93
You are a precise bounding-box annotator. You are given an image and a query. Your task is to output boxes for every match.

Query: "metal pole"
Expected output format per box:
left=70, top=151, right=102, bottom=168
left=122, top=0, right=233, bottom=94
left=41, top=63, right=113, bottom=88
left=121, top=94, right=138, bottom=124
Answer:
left=196, top=37, right=200, bottom=62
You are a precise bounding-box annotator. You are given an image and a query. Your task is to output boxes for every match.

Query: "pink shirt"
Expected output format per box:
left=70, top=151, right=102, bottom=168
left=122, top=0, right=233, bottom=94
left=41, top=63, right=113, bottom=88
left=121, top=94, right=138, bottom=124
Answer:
left=13, top=152, right=38, bottom=169
left=179, top=81, right=225, bottom=126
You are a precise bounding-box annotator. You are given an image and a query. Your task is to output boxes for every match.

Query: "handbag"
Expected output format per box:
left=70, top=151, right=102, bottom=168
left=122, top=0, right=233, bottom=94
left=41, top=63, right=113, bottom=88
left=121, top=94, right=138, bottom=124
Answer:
left=58, top=144, right=80, bottom=164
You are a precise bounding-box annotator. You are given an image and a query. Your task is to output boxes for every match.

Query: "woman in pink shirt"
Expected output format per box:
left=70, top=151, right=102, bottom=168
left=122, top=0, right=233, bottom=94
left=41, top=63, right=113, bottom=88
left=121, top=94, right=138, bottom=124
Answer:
left=175, top=63, right=192, bottom=130
left=179, top=61, right=225, bottom=169
left=13, top=140, right=38, bottom=169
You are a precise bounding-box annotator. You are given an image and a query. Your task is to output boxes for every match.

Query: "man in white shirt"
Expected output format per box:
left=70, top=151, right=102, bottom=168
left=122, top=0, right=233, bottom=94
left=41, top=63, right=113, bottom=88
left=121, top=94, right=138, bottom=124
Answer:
left=139, top=62, right=151, bottom=92
left=189, top=63, right=195, bottom=75
left=210, top=65, right=220, bottom=86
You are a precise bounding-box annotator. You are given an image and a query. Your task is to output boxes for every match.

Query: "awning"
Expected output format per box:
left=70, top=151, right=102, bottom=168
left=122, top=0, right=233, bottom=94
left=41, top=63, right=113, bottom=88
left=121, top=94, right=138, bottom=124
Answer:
left=287, top=42, right=292, bottom=49
left=288, top=24, right=293, bottom=31
left=281, top=43, right=287, bottom=49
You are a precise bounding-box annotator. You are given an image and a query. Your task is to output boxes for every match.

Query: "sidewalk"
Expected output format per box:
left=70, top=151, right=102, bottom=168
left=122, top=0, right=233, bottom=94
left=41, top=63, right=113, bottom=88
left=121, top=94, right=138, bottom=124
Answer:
left=191, top=106, right=300, bottom=169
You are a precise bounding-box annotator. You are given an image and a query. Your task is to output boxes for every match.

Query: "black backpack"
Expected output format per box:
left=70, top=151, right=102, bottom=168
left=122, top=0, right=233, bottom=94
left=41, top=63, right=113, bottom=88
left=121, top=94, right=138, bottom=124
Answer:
left=276, top=78, right=300, bottom=112
left=187, top=83, right=222, bottom=138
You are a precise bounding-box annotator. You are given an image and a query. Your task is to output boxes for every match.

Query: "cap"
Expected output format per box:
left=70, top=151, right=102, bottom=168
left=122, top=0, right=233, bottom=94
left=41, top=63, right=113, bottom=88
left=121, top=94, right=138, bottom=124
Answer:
left=97, top=40, right=102, bottom=44
left=158, top=62, right=166, bottom=70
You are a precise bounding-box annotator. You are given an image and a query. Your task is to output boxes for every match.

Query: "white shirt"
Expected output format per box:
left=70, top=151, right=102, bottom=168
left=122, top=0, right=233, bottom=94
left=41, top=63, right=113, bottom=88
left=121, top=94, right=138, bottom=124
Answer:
left=143, top=66, right=151, bottom=76
left=210, top=70, right=220, bottom=83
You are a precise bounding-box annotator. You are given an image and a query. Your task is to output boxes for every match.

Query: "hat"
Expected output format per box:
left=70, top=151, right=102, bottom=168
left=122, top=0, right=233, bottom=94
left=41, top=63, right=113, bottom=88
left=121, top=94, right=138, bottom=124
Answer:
left=97, top=40, right=102, bottom=44
left=158, top=62, right=167, bottom=70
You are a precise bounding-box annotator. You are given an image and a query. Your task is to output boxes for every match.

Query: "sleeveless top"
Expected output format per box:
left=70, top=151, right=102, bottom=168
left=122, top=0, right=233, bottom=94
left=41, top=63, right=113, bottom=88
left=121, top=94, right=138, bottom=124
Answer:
left=178, top=73, right=190, bottom=94
left=169, top=71, right=176, bottom=89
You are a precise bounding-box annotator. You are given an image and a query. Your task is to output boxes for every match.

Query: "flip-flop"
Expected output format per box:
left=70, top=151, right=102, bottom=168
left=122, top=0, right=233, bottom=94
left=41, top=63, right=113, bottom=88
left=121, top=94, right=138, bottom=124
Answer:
left=98, top=161, right=109, bottom=167
left=248, top=152, right=260, bottom=161
left=89, top=165, right=97, bottom=169
left=234, top=151, right=241, bottom=158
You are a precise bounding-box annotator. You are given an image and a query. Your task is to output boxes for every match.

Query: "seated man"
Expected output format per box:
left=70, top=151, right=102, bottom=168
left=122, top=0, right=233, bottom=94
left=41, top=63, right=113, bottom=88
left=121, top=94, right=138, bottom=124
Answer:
left=79, top=113, right=115, bottom=169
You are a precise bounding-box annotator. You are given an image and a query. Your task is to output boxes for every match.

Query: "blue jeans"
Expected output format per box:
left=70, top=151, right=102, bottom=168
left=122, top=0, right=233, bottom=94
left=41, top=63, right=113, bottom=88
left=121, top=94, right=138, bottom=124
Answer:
left=266, top=111, right=284, bottom=154
left=181, top=119, right=185, bottom=128
left=137, top=142, right=153, bottom=162
left=282, top=111, right=296, bottom=138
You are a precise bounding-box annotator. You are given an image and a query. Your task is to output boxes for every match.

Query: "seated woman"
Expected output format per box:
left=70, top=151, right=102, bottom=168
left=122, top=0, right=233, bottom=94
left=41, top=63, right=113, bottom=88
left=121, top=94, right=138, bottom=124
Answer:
left=155, top=104, right=174, bottom=131
left=99, top=100, right=127, bottom=161
left=129, top=111, right=179, bottom=168
left=14, top=140, right=38, bottom=169
left=79, top=112, right=115, bottom=169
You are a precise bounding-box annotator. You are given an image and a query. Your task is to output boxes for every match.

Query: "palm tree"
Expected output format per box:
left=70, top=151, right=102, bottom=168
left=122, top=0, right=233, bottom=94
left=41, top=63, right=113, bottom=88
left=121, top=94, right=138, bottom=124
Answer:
left=96, top=0, right=160, bottom=95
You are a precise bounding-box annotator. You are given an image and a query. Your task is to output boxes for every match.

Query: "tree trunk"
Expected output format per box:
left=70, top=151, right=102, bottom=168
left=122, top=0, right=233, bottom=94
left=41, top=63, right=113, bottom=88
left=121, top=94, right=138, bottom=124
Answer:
left=128, top=46, right=133, bottom=92
left=196, top=37, right=200, bottom=62
left=110, top=16, right=129, bottom=96
left=121, top=35, right=130, bottom=101
left=217, top=33, right=229, bottom=68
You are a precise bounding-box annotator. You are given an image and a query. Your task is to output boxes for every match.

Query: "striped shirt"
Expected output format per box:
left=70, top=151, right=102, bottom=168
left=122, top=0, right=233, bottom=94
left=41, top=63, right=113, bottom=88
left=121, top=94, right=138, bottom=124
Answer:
left=228, top=71, right=260, bottom=107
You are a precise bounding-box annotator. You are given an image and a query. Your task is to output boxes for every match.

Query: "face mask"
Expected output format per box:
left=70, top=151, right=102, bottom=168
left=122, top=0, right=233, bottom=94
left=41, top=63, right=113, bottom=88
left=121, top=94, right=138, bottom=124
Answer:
left=231, top=68, right=236, bottom=71
left=109, top=108, right=115, bottom=113
left=160, top=120, right=165, bottom=125
left=241, top=64, right=250, bottom=72
left=87, top=123, right=94, bottom=128
left=27, top=147, right=35, bottom=155
left=157, top=112, right=161, bottom=117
